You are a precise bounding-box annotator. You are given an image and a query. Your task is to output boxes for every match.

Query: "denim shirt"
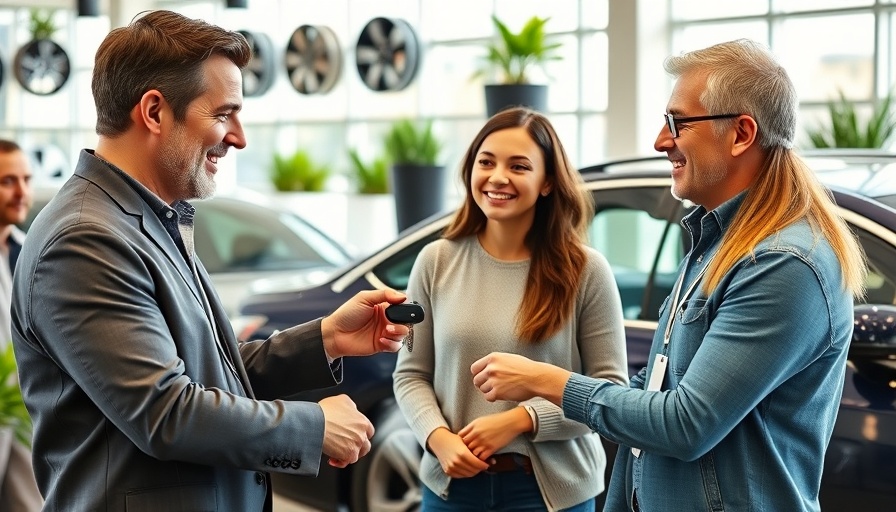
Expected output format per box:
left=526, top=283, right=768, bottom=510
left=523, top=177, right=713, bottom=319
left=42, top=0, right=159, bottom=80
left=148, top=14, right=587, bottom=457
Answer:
left=563, top=192, right=854, bottom=511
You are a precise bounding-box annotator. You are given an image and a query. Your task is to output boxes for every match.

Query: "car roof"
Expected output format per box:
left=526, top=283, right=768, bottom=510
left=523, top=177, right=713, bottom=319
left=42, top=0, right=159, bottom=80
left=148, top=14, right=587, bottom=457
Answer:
left=580, top=150, right=896, bottom=206
left=326, top=150, right=896, bottom=294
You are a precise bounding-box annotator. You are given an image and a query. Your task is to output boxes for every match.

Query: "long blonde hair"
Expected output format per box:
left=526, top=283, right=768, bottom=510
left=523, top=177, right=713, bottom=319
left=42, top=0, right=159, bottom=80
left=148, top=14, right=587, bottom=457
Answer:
left=443, top=107, right=594, bottom=342
left=665, top=39, right=866, bottom=296
left=705, top=147, right=866, bottom=297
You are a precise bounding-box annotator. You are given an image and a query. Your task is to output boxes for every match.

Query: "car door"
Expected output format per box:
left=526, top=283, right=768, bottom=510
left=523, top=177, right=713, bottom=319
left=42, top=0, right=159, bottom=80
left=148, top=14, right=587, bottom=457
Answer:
left=585, top=176, right=684, bottom=377
left=821, top=191, right=896, bottom=510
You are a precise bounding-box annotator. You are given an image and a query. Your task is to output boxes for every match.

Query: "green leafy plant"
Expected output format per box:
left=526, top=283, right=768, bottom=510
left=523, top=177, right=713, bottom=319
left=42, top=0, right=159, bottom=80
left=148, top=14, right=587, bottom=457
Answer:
left=383, top=119, right=442, bottom=166
left=0, top=344, right=32, bottom=448
left=28, top=8, right=57, bottom=40
left=806, top=89, right=896, bottom=149
left=270, top=150, right=331, bottom=192
left=348, top=148, right=389, bottom=194
left=473, top=15, right=562, bottom=85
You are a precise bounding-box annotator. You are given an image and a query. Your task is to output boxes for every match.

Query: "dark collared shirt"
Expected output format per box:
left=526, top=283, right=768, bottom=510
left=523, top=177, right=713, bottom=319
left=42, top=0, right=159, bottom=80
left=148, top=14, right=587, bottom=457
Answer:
left=91, top=152, right=196, bottom=266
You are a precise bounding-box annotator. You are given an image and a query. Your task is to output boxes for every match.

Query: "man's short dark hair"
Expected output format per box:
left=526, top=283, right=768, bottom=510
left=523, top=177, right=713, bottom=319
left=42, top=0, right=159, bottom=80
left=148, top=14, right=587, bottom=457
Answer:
left=0, top=140, right=22, bottom=154
left=92, top=10, right=250, bottom=137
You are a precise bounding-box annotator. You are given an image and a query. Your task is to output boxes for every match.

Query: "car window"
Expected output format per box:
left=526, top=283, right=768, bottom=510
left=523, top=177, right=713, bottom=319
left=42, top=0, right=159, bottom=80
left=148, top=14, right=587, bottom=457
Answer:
left=367, top=184, right=692, bottom=319
left=194, top=199, right=349, bottom=274
left=589, top=186, right=686, bottom=321
left=370, top=235, right=441, bottom=290
left=851, top=225, right=896, bottom=306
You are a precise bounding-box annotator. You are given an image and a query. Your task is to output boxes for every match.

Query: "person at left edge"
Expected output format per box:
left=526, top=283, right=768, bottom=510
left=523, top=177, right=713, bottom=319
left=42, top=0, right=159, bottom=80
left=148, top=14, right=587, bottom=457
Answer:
left=10, top=10, right=408, bottom=512
left=0, top=140, right=42, bottom=512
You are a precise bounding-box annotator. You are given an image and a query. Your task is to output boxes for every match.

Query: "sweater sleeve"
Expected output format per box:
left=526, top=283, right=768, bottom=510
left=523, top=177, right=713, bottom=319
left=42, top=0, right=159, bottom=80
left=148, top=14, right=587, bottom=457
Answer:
left=392, top=242, right=449, bottom=449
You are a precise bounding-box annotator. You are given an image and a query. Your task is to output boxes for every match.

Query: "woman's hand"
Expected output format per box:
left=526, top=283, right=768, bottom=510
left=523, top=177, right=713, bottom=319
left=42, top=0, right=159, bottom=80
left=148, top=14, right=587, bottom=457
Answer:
left=426, top=427, right=490, bottom=478
left=458, top=408, right=532, bottom=461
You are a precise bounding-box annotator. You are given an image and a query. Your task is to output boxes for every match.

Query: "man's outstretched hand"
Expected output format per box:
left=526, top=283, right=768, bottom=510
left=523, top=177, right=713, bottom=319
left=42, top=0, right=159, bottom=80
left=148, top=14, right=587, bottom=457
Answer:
left=321, top=289, right=409, bottom=358
left=471, top=352, right=571, bottom=406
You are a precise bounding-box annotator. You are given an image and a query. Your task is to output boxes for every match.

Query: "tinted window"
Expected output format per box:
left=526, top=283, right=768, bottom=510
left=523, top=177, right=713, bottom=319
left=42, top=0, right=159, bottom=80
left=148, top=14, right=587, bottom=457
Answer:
left=370, top=234, right=441, bottom=290
left=193, top=199, right=349, bottom=274
left=589, top=186, right=686, bottom=321
left=852, top=226, right=896, bottom=306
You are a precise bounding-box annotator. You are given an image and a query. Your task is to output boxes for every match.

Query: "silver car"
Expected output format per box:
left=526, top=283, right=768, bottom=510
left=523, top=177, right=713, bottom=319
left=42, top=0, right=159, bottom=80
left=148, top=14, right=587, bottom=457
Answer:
left=24, top=187, right=353, bottom=317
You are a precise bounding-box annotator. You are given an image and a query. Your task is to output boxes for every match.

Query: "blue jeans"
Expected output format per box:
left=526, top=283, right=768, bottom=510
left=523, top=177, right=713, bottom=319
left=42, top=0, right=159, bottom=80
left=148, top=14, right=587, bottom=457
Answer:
left=421, top=471, right=595, bottom=512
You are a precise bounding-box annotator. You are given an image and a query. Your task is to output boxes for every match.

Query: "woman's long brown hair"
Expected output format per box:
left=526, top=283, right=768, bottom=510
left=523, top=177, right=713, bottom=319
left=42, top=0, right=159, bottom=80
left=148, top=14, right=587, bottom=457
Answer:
left=443, top=108, right=594, bottom=342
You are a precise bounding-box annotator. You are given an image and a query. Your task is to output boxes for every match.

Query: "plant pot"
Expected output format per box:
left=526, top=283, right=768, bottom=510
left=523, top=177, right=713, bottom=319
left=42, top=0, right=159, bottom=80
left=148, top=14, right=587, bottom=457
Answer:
left=267, top=191, right=348, bottom=245
left=485, top=84, right=547, bottom=117
left=390, top=164, right=446, bottom=233
left=346, top=193, right=396, bottom=254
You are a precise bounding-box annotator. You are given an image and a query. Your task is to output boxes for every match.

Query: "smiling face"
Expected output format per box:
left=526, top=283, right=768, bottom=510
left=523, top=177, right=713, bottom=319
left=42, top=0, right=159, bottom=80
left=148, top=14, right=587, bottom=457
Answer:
left=654, top=70, right=735, bottom=211
left=157, top=54, right=246, bottom=202
left=0, top=149, right=32, bottom=228
left=472, top=126, right=551, bottom=232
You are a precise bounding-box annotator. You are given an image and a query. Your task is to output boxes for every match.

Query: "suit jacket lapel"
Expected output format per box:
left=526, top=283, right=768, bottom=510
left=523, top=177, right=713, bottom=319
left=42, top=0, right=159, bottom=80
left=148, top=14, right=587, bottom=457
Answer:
left=72, top=151, right=253, bottom=395
left=73, top=154, right=203, bottom=306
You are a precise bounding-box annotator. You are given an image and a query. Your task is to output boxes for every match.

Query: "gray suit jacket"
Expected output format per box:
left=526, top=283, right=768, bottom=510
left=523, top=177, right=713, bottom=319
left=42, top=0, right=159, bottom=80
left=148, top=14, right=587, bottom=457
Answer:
left=11, top=150, right=340, bottom=512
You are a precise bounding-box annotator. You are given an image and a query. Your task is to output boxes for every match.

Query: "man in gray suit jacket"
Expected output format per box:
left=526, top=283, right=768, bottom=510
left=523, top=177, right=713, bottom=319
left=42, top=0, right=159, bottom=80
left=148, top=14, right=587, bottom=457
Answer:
left=10, top=11, right=410, bottom=512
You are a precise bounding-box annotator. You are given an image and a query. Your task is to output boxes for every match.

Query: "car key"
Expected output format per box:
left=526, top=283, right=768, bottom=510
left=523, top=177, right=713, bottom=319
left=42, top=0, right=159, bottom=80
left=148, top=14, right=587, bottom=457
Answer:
left=385, top=301, right=425, bottom=324
left=385, top=302, right=424, bottom=352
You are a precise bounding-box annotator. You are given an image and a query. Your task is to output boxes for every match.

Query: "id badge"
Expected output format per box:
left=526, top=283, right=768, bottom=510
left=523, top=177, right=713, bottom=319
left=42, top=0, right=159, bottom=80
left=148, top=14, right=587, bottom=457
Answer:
left=632, top=354, right=668, bottom=458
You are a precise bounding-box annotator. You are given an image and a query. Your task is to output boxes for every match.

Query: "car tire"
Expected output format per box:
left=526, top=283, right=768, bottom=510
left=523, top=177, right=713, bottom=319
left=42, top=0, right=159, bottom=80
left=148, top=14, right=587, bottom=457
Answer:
left=350, top=400, right=423, bottom=512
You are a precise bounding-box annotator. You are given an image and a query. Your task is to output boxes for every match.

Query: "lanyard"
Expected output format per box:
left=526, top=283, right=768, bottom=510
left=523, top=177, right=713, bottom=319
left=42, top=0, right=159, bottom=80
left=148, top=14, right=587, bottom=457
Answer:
left=662, top=255, right=713, bottom=350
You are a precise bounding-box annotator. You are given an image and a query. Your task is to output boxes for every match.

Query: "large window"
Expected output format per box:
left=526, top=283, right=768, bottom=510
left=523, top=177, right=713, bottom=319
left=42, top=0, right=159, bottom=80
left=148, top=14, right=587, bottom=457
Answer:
left=0, top=1, right=609, bottom=196
left=668, top=0, right=896, bottom=150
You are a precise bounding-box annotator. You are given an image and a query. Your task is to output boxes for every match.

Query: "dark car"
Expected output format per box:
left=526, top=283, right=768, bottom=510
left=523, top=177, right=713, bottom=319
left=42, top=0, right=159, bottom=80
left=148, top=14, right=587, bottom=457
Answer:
left=236, top=150, right=896, bottom=512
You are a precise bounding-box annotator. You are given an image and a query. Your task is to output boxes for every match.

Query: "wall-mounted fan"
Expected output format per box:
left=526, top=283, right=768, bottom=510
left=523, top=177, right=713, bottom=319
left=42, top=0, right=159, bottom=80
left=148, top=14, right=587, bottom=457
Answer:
left=237, top=30, right=276, bottom=97
left=14, top=39, right=70, bottom=95
left=355, top=17, right=420, bottom=92
left=284, top=25, right=342, bottom=95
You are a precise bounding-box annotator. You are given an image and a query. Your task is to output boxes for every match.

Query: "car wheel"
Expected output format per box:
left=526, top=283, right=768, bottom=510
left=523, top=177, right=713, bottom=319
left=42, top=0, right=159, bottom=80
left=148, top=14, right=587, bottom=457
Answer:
left=350, top=402, right=423, bottom=512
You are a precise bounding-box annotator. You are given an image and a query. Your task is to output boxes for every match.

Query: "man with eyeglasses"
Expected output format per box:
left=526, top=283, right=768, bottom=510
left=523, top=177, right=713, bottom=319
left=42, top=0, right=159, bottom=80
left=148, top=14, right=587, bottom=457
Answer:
left=469, top=39, right=867, bottom=511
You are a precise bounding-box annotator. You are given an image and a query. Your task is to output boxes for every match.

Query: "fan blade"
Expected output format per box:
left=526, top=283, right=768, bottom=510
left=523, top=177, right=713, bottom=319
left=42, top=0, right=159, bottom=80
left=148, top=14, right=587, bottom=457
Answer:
left=367, top=19, right=388, bottom=47
left=356, top=46, right=380, bottom=65
left=366, top=62, right=384, bottom=89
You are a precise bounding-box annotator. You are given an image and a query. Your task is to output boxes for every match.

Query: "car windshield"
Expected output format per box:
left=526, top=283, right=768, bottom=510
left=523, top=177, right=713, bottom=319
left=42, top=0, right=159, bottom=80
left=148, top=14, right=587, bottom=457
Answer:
left=797, top=151, right=896, bottom=208
left=21, top=190, right=352, bottom=275
left=192, top=198, right=351, bottom=274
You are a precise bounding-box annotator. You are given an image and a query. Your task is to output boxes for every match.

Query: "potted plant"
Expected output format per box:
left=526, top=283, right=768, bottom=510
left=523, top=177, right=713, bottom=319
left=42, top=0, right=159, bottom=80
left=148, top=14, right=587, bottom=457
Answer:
left=14, top=8, right=71, bottom=95
left=348, top=148, right=389, bottom=195
left=267, top=149, right=340, bottom=242
left=270, top=149, right=331, bottom=192
left=346, top=148, right=396, bottom=249
left=0, top=344, right=32, bottom=448
left=805, top=89, right=896, bottom=148
left=474, top=14, right=562, bottom=117
left=383, top=119, right=446, bottom=232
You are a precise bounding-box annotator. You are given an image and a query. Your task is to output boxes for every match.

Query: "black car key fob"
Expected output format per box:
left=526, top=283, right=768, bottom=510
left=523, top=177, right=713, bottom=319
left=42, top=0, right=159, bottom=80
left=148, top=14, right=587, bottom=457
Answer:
left=385, top=301, right=425, bottom=324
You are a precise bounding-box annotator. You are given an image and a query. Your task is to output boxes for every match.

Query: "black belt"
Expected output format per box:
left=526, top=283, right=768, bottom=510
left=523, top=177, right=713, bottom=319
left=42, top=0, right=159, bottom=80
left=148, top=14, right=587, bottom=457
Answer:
left=486, top=453, right=533, bottom=474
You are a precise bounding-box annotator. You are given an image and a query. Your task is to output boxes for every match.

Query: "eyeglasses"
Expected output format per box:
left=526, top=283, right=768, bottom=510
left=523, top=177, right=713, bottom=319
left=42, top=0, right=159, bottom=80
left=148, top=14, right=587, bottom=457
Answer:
left=663, top=113, right=741, bottom=138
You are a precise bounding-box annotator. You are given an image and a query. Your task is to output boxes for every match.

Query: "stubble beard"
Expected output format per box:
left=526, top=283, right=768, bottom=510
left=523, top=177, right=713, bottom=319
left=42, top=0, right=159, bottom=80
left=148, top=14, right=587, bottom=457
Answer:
left=162, top=126, right=217, bottom=202
left=671, top=157, right=728, bottom=206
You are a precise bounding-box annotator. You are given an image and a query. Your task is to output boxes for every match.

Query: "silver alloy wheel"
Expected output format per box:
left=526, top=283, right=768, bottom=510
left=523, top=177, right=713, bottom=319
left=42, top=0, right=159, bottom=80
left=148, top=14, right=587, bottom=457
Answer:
left=355, top=17, right=420, bottom=92
left=14, top=39, right=70, bottom=95
left=284, top=25, right=342, bottom=95
left=237, top=30, right=276, bottom=97
left=365, top=427, right=422, bottom=512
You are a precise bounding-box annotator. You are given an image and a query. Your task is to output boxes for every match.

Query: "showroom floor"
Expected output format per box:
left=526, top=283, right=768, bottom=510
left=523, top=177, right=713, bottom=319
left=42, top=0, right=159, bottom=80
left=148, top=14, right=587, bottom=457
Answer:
left=273, top=493, right=320, bottom=512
